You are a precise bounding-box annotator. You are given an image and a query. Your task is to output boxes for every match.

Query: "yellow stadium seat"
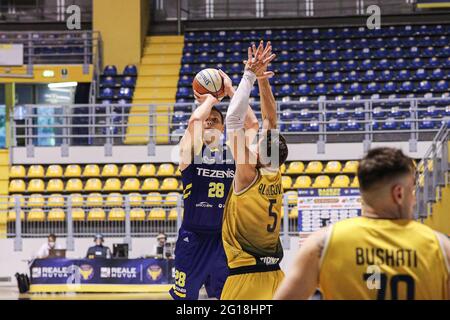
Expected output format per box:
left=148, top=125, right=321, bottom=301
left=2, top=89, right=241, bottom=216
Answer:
left=165, top=192, right=180, bottom=206
left=342, top=160, right=359, bottom=173
left=123, top=178, right=140, bottom=191
left=332, top=175, right=351, bottom=188
left=312, top=175, right=331, bottom=188
left=168, top=208, right=178, bottom=220
left=286, top=161, right=304, bottom=174
left=101, top=164, right=119, bottom=177
left=84, top=178, right=102, bottom=192
left=10, top=165, right=26, bottom=178
left=141, top=178, right=159, bottom=191
left=64, top=164, right=82, bottom=177
left=83, top=164, right=100, bottom=177
left=108, top=208, right=125, bottom=221
left=128, top=193, right=143, bottom=206
left=71, top=208, right=85, bottom=221
left=105, top=193, right=123, bottom=207
left=289, top=207, right=298, bottom=219
left=280, top=163, right=286, bottom=174
left=157, top=163, right=175, bottom=176
left=48, top=208, right=65, bottom=221
left=103, top=178, right=122, bottom=192
left=47, top=194, right=65, bottom=207
left=27, top=179, right=45, bottom=192
left=69, top=193, right=84, bottom=207
left=46, top=165, right=63, bottom=178
left=138, top=164, right=156, bottom=177
left=86, top=193, right=103, bottom=207
left=66, top=179, right=83, bottom=192
left=7, top=210, right=25, bottom=222
left=28, top=208, right=45, bottom=222
left=324, top=161, right=342, bottom=173
left=120, top=164, right=137, bottom=177
left=27, top=194, right=45, bottom=207
left=148, top=208, right=166, bottom=221
left=8, top=195, right=25, bottom=208
left=144, top=192, right=162, bottom=206
left=9, top=180, right=26, bottom=193
left=27, top=165, right=45, bottom=178
left=161, top=178, right=179, bottom=190
left=175, top=167, right=181, bottom=176
left=87, top=208, right=106, bottom=221
left=293, top=176, right=312, bottom=188
left=46, top=179, right=64, bottom=193
left=351, top=176, right=360, bottom=188
left=285, top=190, right=298, bottom=205
left=305, top=161, right=323, bottom=174
left=282, top=176, right=292, bottom=189
left=130, top=208, right=146, bottom=221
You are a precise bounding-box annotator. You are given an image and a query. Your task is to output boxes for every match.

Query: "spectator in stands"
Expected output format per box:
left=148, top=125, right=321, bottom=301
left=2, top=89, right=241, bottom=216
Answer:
left=34, top=234, right=60, bottom=259
left=154, top=233, right=172, bottom=259
left=86, top=234, right=112, bottom=259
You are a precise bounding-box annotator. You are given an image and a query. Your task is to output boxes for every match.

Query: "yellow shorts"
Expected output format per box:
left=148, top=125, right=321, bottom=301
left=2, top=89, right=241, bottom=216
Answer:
left=220, top=269, right=285, bottom=300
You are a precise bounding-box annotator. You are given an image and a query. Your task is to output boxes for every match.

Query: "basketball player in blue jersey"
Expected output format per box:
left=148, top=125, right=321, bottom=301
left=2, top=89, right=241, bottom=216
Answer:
left=169, top=70, right=259, bottom=300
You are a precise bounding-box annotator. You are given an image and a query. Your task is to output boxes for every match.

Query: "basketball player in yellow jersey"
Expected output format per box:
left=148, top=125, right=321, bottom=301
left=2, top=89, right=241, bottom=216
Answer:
left=220, top=41, right=289, bottom=300
left=275, top=147, right=450, bottom=300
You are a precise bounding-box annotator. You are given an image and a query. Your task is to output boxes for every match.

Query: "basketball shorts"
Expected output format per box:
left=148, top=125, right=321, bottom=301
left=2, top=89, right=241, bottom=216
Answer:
left=169, top=227, right=229, bottom=300
left=220, top=269, right=285, bottom=300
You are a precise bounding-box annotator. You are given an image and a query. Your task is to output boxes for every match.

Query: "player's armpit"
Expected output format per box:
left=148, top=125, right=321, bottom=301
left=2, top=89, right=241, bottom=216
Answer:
left=273, top=227, right=329, bottom=300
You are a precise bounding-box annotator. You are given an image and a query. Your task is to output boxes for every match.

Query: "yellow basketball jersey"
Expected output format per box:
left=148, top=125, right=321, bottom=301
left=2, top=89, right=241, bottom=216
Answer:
left=222, top=168, right=284, bottom=272
left=320, top=217, right=449, bottom=300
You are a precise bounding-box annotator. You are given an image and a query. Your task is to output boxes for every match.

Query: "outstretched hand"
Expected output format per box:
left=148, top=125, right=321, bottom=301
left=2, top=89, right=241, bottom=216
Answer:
left=244, top=40, right=275, bottom=80
left=218, top=69, right=235, bottom=98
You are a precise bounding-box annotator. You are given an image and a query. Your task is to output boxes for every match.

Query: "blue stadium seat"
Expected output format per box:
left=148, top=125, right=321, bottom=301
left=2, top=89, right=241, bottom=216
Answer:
left=178, top=75, right=191, bottom=87
left=176, top=87, right=190, bottom=99
left=297, top=73, right=308, bottom=82
left=366, top=82, right=381, bottom=94
left=306, top=121, right=319, bottom=132
left=400, top=81, right=412, bottom=92
left=121, top=76, right=136, bottom=88
left=363, top=70, right=376, bottom=82
left=299, top=108, right=313, bottom=120
left=361, top=59, right=373, bottom=70
left=326, top=50, right=338, bottom=60
left=400, top=120, right=412, bottom=130
left=432, top=68, right=444, bottom=80
left=419, top=118, right=437, bottom=129
left=397, top=69, right=411, bottom=81
left=373, top=107, right=387, bottom=119
left=327, top=119, right=341, bottom=131
left=354, top=107, right=365, bottom=120
left=100, top=88, right=114, bottom=99
left=297, top=84, right=311, bottom=95
left=123, top=64, right=137, bottom=76
left=280, top=84, right=294, bottom=97
left=281, top=109, right=296, bottom=121
left=288, top=123, right=304, bottom=132
left=377, top=59, right=390, bottom=69
left=279, top=73, right=292, bottom=85
left=418, top=80, right=432, bottom=92
left=101, top=76, right=116, bottom=87
left=349, top=83, right=362, bottom=95
left=346, top=71, right=359, bottom=82
left=314, top=72, right=325, bottom=82
left=118, top=87, right=133, bottom=99
left=415, top=69, right=427, bottom=80
left=314, top=84, right=327, bottom=95
left=329, top=61, right=340, bottom=72
left=379, top=70, right=393, bottom=82
left=435, top=80, right=449, bottom=92
left=333, top=83, right=345, bottom=95
left=382, top=118, right=398, bottom=130
left=181, top=64, right=193, bottom=74
left=103, top=65, right=117, bottom=76
left=428, top=57, right=440, bottom=68
left=395, top=58, right=407, bottom=69
left=279, top=61, right=291, bottom=73
left=344, top=119, right=361, bottom=131
left=336, top=107, right=349, bottom=120
left=411, top=58, right=424, bottom=69
left=344, top=60, right=358, bottom=71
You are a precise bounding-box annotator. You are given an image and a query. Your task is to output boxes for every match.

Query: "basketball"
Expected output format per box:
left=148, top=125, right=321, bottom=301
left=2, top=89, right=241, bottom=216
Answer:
left=192, top=68, right=225, bottom=99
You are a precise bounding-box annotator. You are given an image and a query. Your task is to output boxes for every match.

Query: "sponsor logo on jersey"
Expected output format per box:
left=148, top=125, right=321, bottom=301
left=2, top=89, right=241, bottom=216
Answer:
left=196, top=167, right=235, bottom=179
left=259, top=257, right=280, bottom=265
left=195, top=201, right=213, bottom=208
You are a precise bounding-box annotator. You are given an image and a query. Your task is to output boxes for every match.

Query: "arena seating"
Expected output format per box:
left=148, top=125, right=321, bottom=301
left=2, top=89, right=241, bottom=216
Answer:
left=174, top=24, right=450, bottom=135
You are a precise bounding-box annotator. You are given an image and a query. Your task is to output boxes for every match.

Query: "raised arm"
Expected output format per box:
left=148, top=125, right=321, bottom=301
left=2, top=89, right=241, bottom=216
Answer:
left=179, top=93, right=219, bottom=171
left=226, top=43, right=275, bottom=192
left=273, top=227, right=329, bottom=300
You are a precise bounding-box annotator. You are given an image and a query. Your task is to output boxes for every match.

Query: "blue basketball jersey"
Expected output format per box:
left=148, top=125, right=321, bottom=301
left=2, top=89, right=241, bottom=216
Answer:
left=181, top=144, right=235, bottom=233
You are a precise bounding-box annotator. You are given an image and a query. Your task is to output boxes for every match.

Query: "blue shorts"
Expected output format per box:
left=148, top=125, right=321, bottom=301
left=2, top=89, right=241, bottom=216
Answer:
left=169, top=227, right=229, bottom=300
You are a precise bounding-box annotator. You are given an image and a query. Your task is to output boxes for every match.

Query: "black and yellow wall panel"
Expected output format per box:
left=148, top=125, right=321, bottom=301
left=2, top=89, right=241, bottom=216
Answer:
left=424, top=185, right=450, bottom=236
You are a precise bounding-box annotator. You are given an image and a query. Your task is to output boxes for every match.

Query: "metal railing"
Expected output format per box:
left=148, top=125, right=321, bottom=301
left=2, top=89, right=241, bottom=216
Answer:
left=10, top=97, right=450, bottom=152
left=0, top=192, right=299, bottom=251
left=0, top=0, right=92, bottom=23
left=415, top=123, right=449, bottom=219
left=0, top=30, right=101, bottom=76
left=152, top=0, right=417, bottom=21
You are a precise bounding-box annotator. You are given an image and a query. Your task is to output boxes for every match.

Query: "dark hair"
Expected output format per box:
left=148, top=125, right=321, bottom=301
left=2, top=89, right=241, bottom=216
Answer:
left=357, top=147, right=415, bottom=192
left=259, top=130, right=289, bottom=167
left=210, top=106, right=224, bottom=124
left=48, top=234, right=56, bottom=241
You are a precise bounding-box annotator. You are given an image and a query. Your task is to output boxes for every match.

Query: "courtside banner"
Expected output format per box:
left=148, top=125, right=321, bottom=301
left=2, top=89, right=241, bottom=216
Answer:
left=417, top=0, right=450, bottom=8
left=30, top=258, right=174, bottom=285
left=297, top=188, right=361, bottom=232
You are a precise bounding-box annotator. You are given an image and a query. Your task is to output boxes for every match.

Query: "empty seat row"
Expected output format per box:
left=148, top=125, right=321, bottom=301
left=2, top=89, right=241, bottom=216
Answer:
left=9, top=163, right=180, bottom=178
left=7, top=207, right=181, bottom=222
left=103, top=65, right=138, bottom=77
left=8, top=177, right=181, bottom=193
left=8, top=192, right=181, bottom=208
left=281, top=160, right=358, bottom=174
left=282, top=175, right=360, bottom=189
